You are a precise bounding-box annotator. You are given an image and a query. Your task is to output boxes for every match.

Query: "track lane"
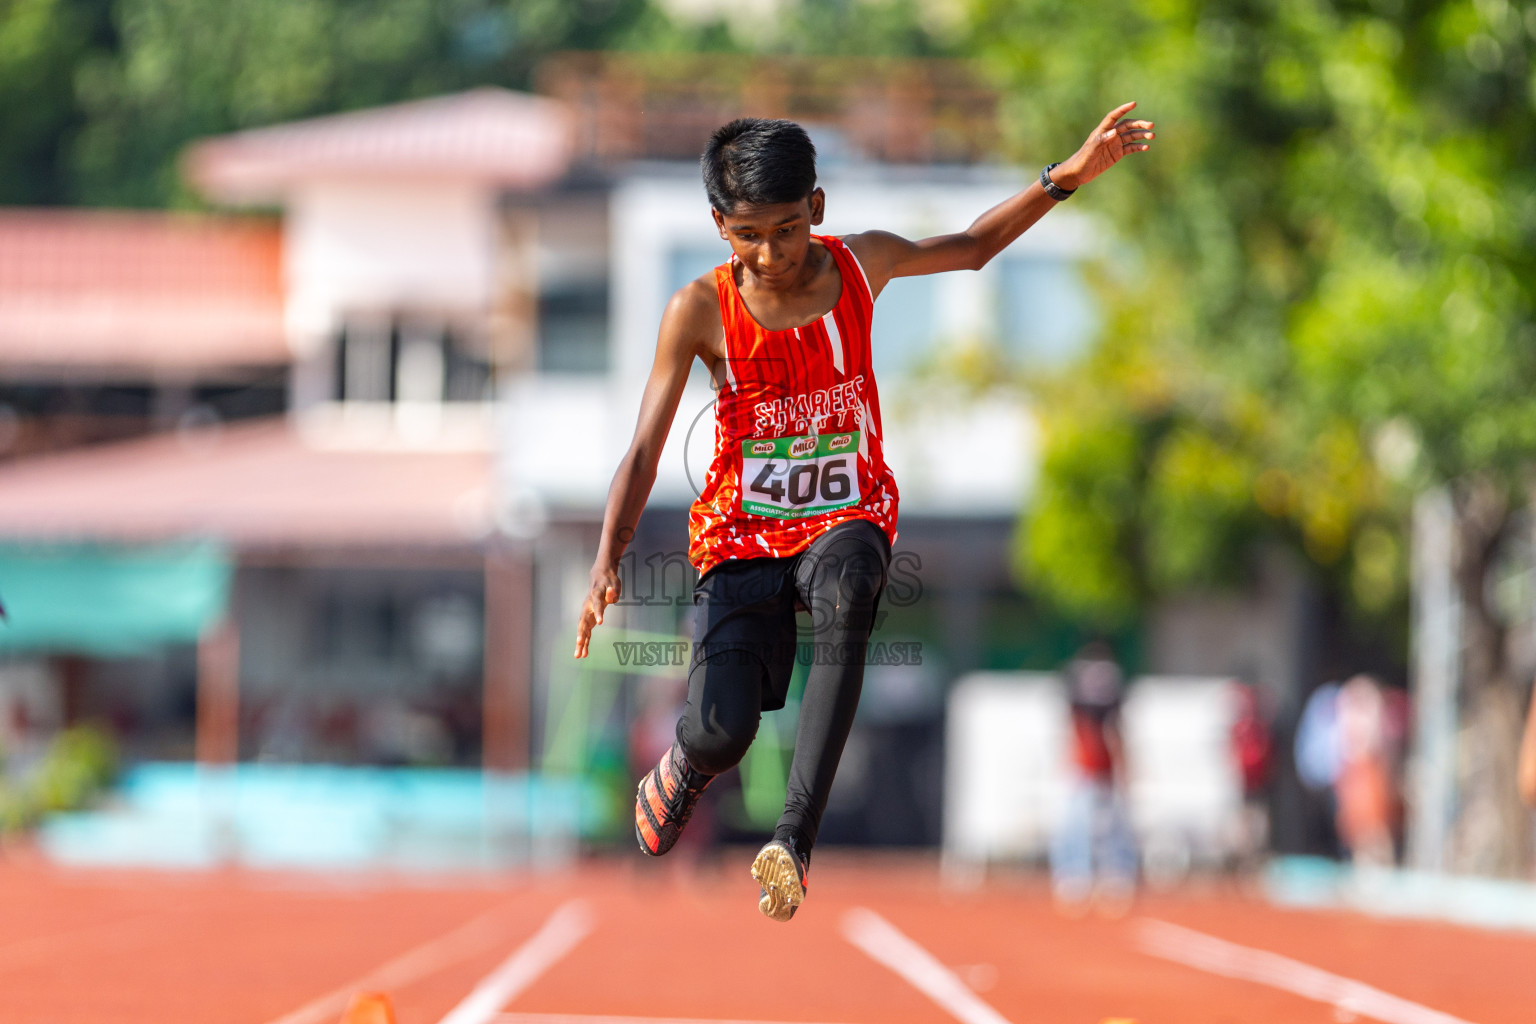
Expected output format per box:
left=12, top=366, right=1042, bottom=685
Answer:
left=507, top=861, right=957, bottom=1024
left=1141, top=893, right=1534, bottom=1024
left=2, top=854, right=1534, bottom=1024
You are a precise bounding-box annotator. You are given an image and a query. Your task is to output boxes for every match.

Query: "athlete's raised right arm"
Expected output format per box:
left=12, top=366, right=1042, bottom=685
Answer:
left=844, top=102, right=1153, bottom=299
left=575, top=278, right=719, bottom=659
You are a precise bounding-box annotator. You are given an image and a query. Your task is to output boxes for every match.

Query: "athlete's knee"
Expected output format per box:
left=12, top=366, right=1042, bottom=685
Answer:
left=676, top=650, right=762, bottom=774
left=677, top=708, right=757, bottom=776
left=837, top=551, right=886, bottom=607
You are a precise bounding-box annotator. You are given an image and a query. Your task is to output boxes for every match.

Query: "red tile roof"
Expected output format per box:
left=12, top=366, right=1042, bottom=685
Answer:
left=0, top=418, right=493, bottom=548
left=0, top=210, right=287, bottom=374
left=186, top=88, right=574, bottom=203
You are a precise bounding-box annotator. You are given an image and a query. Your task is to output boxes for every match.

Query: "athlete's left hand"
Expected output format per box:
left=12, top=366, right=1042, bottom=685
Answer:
left=574, top=562, right=621, bottom=660
left=1052, top=101, right=1154, bottom=191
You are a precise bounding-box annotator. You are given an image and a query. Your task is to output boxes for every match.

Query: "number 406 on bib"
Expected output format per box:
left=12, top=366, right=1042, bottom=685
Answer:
left=741, top=432, right=862, bottom=519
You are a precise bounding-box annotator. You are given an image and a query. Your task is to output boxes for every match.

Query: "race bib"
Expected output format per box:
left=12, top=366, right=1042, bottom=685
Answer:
left=741, top=431, right=861, bottom=519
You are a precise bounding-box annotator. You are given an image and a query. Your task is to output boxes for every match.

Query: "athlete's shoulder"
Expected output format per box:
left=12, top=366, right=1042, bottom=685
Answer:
left=836, top=231, right=906, bottom=291
left=664, top=271, right=723, bottom=326
left=837, top=230, right=905, bottom=263
left=831, top=231, right=902, bottom=304
left=656, top=271, right=725, bottom=360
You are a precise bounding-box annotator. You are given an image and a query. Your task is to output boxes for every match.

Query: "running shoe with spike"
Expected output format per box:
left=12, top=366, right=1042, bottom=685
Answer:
left=751, top=838, right=808, bottom=922
left=634, top=743, right=713, bottom=856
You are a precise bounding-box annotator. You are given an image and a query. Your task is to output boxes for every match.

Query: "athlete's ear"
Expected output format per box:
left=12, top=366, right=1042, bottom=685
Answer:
left=712, top=206, right=729, bottom=240
left=808, top=188, right=825, bottom=226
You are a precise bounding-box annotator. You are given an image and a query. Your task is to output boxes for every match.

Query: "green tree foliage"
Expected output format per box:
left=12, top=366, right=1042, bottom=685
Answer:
left=73, top=0, right=658, bottom=206
left=0, top=0, right=114, bottom=203
left=967, top=0, right=1536, bottom=615
left=0, top=724, right=118, bottom=833
left=970, top=0, right=1536, bottom=872
left=0, top=0, right=960, bottom=207
left=0, top=0, right=661, bottom=207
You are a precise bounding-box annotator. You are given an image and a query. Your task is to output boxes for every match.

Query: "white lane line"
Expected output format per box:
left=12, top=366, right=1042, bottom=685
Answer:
left=262, top=901, right=526, bottom=1024
left=841, top=907, right=1013, bottom=1024
left=494, top=1015, right=855, bottom=1024
left=438, top=900, right=594, bottom=1024
left=1136, top=918, right=1478, bottom=1024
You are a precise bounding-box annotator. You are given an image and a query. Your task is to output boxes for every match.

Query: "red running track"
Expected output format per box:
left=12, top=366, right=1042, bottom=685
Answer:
left=0, top=848, right=1529, bottom=1024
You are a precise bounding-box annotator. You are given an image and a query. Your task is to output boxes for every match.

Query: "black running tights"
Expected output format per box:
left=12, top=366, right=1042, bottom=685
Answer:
left=675, top=519, right=890, bottom=851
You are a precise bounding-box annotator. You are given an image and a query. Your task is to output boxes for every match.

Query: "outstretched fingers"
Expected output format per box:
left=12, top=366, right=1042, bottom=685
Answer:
left=1073, top=105, right=1154, bottom=184
left=573, top=584, right=618, bottom=659
left=1098, top=100, right=1137, bottom=131
left=1115, top=118, right=1155, bottom=153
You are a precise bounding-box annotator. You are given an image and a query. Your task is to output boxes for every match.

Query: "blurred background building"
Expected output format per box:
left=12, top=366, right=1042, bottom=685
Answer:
left=1, top=27, right=1522, bottom=879
left=2, top=56, right=1099, bottom=863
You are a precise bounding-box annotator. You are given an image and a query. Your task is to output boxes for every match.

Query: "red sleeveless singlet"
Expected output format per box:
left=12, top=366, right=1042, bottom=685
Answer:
left=687, top=234, right=900, bottom=577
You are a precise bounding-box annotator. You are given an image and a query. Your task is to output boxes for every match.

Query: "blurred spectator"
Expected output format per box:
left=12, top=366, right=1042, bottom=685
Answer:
left=1051, top=641, right=1137, bottom=916
left=1228, top=681, right=1272, bottom=872
left=1518, top=679, right=1536, bottom=809
left=1294, top=680, right=1343, bottom=856
left=1334, top=674, right=1399, bottom=867
left=1294, top=682, right=1341, bottom=795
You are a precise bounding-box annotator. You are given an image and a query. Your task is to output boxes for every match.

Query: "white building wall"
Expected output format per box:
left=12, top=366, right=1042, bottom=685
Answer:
left=284, top=179, right=501, bottom=352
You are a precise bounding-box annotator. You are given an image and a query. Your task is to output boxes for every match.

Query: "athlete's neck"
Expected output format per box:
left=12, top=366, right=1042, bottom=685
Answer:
left=733, top=240, right=843, bottom=332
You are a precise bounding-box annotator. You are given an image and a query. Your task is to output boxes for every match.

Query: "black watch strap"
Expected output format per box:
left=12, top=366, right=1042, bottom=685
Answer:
left=1040, top=162, right=1076, bottom=201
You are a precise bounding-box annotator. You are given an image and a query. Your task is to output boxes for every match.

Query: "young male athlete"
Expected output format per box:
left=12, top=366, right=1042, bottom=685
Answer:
left=574, top=103, right=1154, bottom=921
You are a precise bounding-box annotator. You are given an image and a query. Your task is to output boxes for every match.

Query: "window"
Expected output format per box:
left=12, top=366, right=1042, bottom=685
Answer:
left=537, top=283, right=609, bottom=374
left=668, top=245, right=730, bottom=389
left=870, top=276, right=936, bottom=378
left=997, top=258, right=1098, bottom=367
left=668, top=245, right=729, bottom=297
left=335, top=318, right=393, bottom=402
left=333, top=319, right=492, bottom=403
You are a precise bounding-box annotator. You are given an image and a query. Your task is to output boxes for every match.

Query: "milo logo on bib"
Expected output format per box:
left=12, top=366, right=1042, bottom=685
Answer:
left=740, top=432, right=862, bottom=520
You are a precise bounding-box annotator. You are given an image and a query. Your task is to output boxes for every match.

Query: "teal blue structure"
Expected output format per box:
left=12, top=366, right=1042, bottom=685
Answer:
left=0, top=541, right=233, bottom=655
left=40, top=763, right=604, bottom=871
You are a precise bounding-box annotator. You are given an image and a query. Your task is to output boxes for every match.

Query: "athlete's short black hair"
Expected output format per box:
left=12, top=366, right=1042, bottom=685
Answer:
left=701, top=118, right=818, bottom=214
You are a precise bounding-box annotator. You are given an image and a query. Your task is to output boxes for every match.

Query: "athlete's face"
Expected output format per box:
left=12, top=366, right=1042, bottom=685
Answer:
left=712, top=189, right=826, bottom=291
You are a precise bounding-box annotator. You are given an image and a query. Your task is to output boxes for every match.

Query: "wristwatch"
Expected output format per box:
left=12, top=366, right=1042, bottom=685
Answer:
left=1040, top=162, right=1076, bottom=201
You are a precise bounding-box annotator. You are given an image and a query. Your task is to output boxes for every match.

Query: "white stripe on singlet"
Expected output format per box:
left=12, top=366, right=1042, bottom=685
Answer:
left=841, top=240, right=875, bottom=301
left=822, top=312, right=846, bottom=375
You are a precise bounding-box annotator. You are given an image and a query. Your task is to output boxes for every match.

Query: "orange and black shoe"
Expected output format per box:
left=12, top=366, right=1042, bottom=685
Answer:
left=634, top=743, right=713, bottom=856
left=750, top=839, right=808, bottom=922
